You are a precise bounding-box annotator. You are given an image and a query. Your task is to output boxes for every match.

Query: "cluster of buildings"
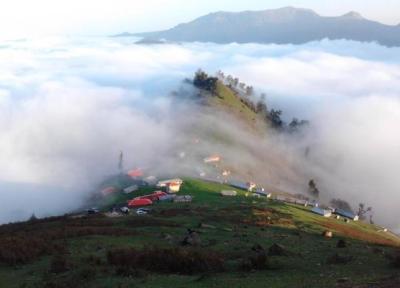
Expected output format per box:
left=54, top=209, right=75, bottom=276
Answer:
left=97, top=153, right=362, bottom=225
left=273, top=194, right=360, bottom=222
left=222, top=180, right=272, bottom=199
left=96, top=170, right=191, bottom=216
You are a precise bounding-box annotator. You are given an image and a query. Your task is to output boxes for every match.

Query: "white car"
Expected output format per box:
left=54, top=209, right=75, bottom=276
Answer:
left=136, top=209, right=148, bottom=215
left=87, top=208, right=99, bottom=215
left=120, top=207, right=130, bottom=214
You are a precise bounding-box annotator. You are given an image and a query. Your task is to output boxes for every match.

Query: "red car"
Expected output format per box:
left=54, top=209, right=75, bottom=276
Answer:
left=127, top=198, right=153, bottom=207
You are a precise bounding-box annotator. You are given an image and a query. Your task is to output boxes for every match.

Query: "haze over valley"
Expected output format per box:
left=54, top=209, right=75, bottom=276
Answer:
left=1, top=37, right=399, bottom=231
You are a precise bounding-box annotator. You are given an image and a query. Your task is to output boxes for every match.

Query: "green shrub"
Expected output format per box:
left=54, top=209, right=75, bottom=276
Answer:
left=107, top=246, right=224, bottom=274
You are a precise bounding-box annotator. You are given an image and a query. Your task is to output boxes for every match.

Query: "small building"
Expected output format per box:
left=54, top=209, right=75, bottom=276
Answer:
left=101, top=186, right=117, bottom=196
left=222, top=170, right=231, bottom=177
left=156, top=179, right=183, bottom=193
left=255, top=187, right=265, bottom=193
left=123, top=185, right=138, bottom=194
left=295, top=199, right=309, bottom=206
left=254, top=188, right=272, bottom=198
left=275, top=195, right=309, bottom=205
left=247, top=182, right=256, bottom=191
left=204, top=155, right=221, bottom=164
left=221, top=190, right=237, bottom=197
left=127, top=168, right=143, bottom=178
left=173, top=195, right=193, bottom=203
left=127, top=198, right=153, bottom=207
left=261, top=192, right=272, bottom=198
left=144, top=176, right=157, bottom=185
left=158, top=194, right=176, bottom=202
left=166, top=182, right=182, bottom=193
left=229, top=180, right=256, bottom=192
left=311, top=207, right=332, bottom=217
left=334, top=209, right=359, bottom=221
left=157, top=178, right=183, bottom=187
left=275, top=195, right=296, bottom=204
left=328, top=207, right=337, bottom=213
left=308, top=200, right=319, bottom=207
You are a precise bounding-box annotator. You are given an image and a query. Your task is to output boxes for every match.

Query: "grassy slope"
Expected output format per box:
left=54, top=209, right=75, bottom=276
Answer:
left=207, top=81, right=262, bottom=129
left=1, top=84, right=398, bottom=287
left=1, top=178, right=399, bottom=288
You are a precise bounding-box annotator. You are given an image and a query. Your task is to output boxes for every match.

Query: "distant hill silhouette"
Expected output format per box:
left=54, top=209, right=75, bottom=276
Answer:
left=115, top=7, right=400, bottom=46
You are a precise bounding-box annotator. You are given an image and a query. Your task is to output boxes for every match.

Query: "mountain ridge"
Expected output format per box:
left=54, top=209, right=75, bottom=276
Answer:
left=115, top=7, right=400, bottom=47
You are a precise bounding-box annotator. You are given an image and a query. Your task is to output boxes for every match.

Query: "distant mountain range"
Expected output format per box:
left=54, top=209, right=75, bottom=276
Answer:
left=115, top=7, right=400, bottom=46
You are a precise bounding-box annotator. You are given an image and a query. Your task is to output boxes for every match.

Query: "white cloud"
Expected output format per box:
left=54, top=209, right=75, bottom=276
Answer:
left=0, top=37, right=400, bottom=231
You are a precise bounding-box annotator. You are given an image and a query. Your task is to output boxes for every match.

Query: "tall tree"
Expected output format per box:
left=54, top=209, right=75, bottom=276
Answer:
left=246, top=86, right=254, bottom=96
left=268, top=109, right=284, bottom=128
left=330, top=198, right=353, bottom=212
left=193, top=69, right=218, bottom=94
left=308, top=179, right=320, bottom=198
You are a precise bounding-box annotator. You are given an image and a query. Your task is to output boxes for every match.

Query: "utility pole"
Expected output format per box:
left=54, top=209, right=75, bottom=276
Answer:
left=118, top=150, right=124, bottom=174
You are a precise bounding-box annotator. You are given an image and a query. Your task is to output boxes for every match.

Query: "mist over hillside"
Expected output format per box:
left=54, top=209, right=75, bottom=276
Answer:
left=126, top=7, right=400, bottom=47
left=0, top=37, right=400, bottom=233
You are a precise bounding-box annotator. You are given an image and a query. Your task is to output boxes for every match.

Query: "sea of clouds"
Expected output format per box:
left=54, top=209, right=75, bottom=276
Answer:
left=0, top=37, right=399, bottom=232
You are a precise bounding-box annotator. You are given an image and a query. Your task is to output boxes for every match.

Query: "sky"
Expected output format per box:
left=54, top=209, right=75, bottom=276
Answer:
left=1, top=0, right=400, bottom=39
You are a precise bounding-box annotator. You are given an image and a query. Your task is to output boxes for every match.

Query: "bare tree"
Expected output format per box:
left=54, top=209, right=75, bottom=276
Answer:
left=357, top=203, right=372, bottom=220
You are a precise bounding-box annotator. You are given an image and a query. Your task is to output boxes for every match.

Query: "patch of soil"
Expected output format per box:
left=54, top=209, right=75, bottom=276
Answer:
left=124, top=217, right=179, bottom=227
left=242, top=207, right=294, bottom=227
left=157, top=208, right=193, bottom=217
left=156, top=207, right=210, bottom=218
left=319, top=221, right=398, bottom=247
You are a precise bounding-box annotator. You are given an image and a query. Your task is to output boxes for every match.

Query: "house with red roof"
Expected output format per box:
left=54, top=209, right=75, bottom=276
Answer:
left=127, top=168, right=143, bottom=178
left=101, top=186, right=118, bottom=196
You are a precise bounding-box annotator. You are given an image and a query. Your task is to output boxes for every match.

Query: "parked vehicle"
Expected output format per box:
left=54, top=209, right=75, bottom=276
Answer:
left=87, top=208, right=99, bottom=215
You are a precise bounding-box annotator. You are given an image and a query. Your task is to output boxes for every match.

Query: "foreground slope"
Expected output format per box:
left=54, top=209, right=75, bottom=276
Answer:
left=0, top=178, right=399, bottom=288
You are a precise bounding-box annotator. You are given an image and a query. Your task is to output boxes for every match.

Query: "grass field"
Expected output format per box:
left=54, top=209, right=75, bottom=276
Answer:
left=0, top=178, right=399, bottom=288
left=208, top=82, right=260, bottom=127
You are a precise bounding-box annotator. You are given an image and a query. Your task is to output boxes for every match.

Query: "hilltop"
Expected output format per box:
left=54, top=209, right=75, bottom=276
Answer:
left=117, top=7, right=400, bottom=47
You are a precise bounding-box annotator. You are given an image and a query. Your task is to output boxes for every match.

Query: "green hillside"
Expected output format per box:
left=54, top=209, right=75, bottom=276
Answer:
left=1, top=178, right=399, bottom=288
left=208, top=81, right=260, bottom=126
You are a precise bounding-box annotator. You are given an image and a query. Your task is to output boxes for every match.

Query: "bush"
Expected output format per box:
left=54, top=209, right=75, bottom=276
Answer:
left=0, top=217, right=134, bottom=265
left=107, top=246, right=224, bottom=275
left=49, top=254, right=70, bottom=274
left=115, top=266, right=147, bottom=278
left=240, top=244, right=268, bottom=271
left=327, top=253, right=353, bottom=265
left=392, top=252, right=400, bottom=268
left=0, top=235, right=52, bottom=265
left=85, top=254, right=103, bottom=266
left=193, top=70, right=218, bottom=95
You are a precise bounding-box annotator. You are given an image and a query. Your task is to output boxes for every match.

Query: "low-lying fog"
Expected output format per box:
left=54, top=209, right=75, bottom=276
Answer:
left=0, top=37, right=399, bottom=232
